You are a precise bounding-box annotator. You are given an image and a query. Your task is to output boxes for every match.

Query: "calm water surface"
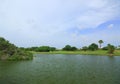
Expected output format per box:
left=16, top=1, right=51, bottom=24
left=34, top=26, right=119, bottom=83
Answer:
left=0, top=54, right=120, bottom=84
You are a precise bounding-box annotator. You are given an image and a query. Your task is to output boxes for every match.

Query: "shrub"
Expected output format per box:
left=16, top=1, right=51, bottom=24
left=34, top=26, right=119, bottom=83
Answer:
left=107, top=44, right=115, bottom=54
left=88, top=43, right=98, bottom=51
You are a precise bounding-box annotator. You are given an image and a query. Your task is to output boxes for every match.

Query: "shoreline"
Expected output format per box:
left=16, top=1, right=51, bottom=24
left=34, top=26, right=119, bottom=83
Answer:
left=31, top=50, right=120, bottom=56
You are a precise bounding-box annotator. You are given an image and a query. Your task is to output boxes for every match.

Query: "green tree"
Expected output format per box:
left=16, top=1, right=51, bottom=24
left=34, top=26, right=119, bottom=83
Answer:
left=62, top=45, right=71, bottom=51
left=98, top=40, right=103, bottom=49
left=102, top=46, right=108, bottom=50
left=107, top=44, right=115, bottom=54
left=82, top=46, right=88, bottom=51
left=50, top=47, right=56, bottom=51
left=37, top=46, right=50, bottom=52
left=88, top=43, right=98, bottom=51
left=71, top=46, right=77, bottom=51
left=62, top=45, right=77, bottom=51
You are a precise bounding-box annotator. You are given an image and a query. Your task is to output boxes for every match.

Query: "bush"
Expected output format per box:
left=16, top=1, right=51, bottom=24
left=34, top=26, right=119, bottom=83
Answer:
left=102, top=46, right=108, bottom=50
left=0, top=37, right=33, bottom=61
left=37, top=46, right=50, bottom=52
left=50, top=47, right=56, bottom=51
left=107, top=44, right=115, bottom=54
left=82, top=46, right=88, bottom=51
left=88, top=43, right=98, bottom=51
left=62, top=45, right=77, bottom=51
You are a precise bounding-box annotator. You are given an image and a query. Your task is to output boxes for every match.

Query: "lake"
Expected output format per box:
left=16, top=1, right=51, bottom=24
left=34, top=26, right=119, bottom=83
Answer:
left=0, top=54, right=120, bottom=84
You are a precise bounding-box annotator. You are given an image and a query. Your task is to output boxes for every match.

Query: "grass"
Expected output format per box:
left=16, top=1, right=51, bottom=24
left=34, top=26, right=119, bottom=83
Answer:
left=31, top=50, right=120, bottom=56
left=114, top=50, right=120, bottom=56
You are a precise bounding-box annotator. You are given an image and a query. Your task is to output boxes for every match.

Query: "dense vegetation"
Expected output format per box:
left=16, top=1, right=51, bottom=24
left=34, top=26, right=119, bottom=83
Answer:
left=62, top=45, right=77, bottom=51
left=27, top=40, right=118, bottom=56
left=0, top=36, right=119, bottom=59
left=25, top=46, right=56, bottom=52
left=0, top=37, right=33, bottom=61
left=81, top=40, right=117, bottom=56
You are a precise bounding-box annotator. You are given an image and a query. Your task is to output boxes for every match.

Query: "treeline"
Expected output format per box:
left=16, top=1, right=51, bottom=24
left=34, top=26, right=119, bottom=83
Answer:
left=24, top=40, right=119, bottom=55
left=0, top=37, right=33, bottom=61
left=23, top=43, right=99, bottom=52
left=24, top=45, right=78, bottom=52
left=0, top=36, right=119, bottom=60
left=62, top=43, right=117, bottom=55
left=82, top=43, right=116, bottom=54
left=24, top=46, right=56, bottom=52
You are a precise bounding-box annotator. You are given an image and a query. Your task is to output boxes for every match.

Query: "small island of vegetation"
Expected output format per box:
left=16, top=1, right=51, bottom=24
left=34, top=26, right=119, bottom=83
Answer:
left=0, top=37, right=33, bottom=61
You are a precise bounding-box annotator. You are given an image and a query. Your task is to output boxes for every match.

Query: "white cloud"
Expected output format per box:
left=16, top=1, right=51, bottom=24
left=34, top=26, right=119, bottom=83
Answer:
left=108, top=24, right=114, bottom=29
left=0, top=0, right=120, bottom=47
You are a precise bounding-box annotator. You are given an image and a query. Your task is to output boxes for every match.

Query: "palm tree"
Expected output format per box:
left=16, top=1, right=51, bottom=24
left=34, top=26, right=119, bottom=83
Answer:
left=98, top=40, right=103, bottom=49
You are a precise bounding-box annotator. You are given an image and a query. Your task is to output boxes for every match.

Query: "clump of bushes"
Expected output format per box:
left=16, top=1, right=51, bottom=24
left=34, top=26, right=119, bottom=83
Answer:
left=25, top=46, right=56, bottom=52
left=107, top=44, right=115, bottom=54
left=0, top=37, right=33, bottom=61
left=62, top=45, right=77, bottom=51
left=81, top=43, right=98, bottom=51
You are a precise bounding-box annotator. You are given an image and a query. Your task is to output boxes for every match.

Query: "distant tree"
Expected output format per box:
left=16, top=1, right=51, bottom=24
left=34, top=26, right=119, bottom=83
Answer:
left=82, top=46, right=88, bottom=51
left=71, top=46, right=77, bottom=51
left=118, top=45, right=120, bottom=50
left=119, top=45, right=120, bottom=48
left=102, top=46, right=108, bottom=50
left=25, top=47, right=38, bottom=51
left=107, top=44, right=115, bottom=54
left=24, top=46, right=57, bottom=52
left=98, top=40, right=103, bottom=49
left=62, top=45, right=77, bottom=51
left=37, top=46, right=50, bottom=52
left=88, top=43, right=98, bottom=51
left=50, top=47, right=56, bottom=51
left=19, top=47, right=25, bottom=50
left=62, top=45, right=71, bottom=51
left=31, top=47, right=39, bottom=51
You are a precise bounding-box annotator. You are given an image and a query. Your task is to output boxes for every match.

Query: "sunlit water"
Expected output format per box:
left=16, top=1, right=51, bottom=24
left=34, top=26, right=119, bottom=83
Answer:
left=0, top=54, right=120, bottom=84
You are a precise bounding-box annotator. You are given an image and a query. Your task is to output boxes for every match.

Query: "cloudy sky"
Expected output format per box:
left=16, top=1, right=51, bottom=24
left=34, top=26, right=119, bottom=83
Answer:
left=0, top=0, right=120, bottom=48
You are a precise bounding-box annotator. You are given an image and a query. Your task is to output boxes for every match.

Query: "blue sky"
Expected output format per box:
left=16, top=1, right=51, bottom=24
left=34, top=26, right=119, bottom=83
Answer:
left=0, top=0, right=120, bottom=48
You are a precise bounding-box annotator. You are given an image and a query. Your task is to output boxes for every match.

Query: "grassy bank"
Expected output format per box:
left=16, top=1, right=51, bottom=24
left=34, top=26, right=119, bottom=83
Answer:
left=31, top=50, right=120, bottom=56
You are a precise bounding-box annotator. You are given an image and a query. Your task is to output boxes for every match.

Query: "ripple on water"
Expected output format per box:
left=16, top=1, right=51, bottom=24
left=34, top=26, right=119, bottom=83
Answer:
left=0, top=54, right=120, bottom=84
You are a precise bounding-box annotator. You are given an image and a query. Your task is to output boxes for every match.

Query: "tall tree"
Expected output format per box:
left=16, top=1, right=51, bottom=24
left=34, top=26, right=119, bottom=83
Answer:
left=98, top=40, right=103, bottom=49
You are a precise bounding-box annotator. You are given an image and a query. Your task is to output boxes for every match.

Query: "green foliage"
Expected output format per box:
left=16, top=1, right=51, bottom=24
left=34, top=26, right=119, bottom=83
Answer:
left=0, top=37, right=17, bottom=56
left=50, top=47, right=56, bottom=51
left=98, top=40, right=103, bottom=48
left=71, top=47, right=77, bottom=51
left=29, top=47, right=38, bottom=51
left=88, top=43, right=98, bottom=51
left=37, top=46, right=50, bottom=52
left=0, top=37, right=33, bottom=61
left=102, top=46, right=108, bottom=50
left=62, top=45, right=71, bottom=51
left=25, top=46, right=56, bottom=52
left=62, top=45, right=77, bottom=51
left=107, top=44, right=115, bottom=54
left=82, top=46, right=88, bottom=51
